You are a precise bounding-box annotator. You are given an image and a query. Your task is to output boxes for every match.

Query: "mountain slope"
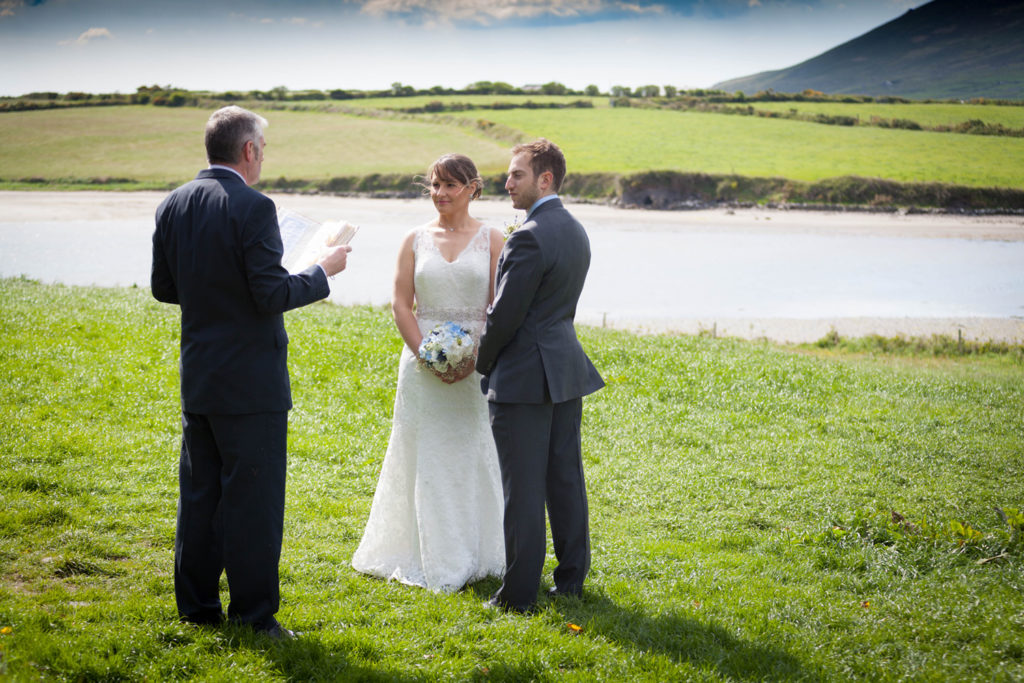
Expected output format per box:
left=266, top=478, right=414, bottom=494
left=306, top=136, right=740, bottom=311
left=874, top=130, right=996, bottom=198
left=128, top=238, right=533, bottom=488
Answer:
left=714, top=0, right=1024, bottom=99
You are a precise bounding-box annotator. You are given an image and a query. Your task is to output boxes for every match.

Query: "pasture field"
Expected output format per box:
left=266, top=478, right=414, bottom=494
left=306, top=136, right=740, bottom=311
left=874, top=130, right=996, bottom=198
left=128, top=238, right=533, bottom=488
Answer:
left=1, top=278, right=1023, bottom=680
left=746, top=101, right=1024, bottom=129
left=1, top=102, right=1022, bottom=191
left=0, top=106, right=511, bottom=186
left=449, top=107, right=1024, bottom=187
left=330, top=95, right=1024, bottom=130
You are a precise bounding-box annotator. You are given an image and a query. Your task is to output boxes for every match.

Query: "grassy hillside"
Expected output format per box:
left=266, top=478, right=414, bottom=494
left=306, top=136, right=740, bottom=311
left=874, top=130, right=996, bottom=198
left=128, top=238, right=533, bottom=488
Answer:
left=2, top=278, right=1022, bottom=680
left=2, top=103, right=1022, bottom=191
left=450, top=107, right=1023, bottom=187
left=746, top=101, right=1024, bottom=129
left=715, top=0, right=1024, bottom=100
left=2, top=100, right=1022, bottom=209
left=0, top=106, right=511, bottom=186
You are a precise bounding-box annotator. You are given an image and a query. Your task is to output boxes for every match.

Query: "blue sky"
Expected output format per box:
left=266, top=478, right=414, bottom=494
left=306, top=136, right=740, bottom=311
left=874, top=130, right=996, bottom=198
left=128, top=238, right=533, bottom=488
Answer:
left=0, top=0, right=922, bottom=96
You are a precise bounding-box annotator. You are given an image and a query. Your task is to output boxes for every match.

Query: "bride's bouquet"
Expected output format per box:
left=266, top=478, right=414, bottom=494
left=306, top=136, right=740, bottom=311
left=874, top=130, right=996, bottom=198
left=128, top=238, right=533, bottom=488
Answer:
left=418, top=322, right=475, bottom=380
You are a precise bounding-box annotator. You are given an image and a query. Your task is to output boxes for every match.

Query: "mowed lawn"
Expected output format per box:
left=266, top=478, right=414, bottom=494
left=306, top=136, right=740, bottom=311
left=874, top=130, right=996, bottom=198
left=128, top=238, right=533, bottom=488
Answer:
left=1, top=103, right=1022, bottom=188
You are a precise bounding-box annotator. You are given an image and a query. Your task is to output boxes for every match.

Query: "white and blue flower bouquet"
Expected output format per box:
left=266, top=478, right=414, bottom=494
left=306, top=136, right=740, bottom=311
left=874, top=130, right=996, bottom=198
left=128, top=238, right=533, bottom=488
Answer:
left=418, top=321, right=475, bottom=379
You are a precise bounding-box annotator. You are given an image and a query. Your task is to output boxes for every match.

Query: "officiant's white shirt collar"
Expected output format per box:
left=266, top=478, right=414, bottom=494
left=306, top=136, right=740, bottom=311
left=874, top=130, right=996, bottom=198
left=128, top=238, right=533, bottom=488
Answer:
left=527, top=194, right=558, bottom=219
left=209, top=164, right=246, bottom=184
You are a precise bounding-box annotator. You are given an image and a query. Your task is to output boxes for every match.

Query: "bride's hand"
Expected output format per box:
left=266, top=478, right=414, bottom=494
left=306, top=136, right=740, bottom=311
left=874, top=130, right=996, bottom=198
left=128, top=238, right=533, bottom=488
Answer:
left=437, top=358, right=476, bottom=384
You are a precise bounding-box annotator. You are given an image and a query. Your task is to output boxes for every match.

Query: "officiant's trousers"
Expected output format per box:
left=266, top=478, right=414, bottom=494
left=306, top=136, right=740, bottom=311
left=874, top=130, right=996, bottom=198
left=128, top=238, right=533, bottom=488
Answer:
left=175, top=411, right=287, bottom=629
left=489, top=398, right=591, bottom=610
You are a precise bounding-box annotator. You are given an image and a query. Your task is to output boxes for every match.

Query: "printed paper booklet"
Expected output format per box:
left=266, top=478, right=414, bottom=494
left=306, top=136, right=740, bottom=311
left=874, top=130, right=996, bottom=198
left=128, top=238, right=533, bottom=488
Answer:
left=278, top=208, right=358, bottom=274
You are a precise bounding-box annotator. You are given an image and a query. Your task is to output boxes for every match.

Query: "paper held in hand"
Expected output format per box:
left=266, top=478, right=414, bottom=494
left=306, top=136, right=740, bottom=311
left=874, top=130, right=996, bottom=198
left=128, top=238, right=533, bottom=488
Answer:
left=278, top=208, right=358, bottom=274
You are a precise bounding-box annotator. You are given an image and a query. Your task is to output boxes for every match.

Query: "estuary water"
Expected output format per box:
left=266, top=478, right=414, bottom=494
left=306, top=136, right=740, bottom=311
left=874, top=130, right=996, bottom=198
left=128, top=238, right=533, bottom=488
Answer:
left=2, top=191, right=1022, bottom=340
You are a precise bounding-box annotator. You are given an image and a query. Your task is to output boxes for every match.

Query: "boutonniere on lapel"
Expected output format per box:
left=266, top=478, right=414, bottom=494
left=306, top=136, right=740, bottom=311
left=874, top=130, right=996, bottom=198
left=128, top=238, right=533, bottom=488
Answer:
left=503, top=215, right=524, bottom=241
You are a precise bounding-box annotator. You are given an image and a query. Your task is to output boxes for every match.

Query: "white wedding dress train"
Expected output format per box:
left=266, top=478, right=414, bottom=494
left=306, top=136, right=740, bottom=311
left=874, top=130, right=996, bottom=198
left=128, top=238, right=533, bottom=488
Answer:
left=351, top=225, right=505, bottom=592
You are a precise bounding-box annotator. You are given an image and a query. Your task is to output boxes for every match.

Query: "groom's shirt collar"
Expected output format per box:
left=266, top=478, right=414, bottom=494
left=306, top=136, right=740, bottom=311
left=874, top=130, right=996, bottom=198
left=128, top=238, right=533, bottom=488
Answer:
left=527, top=193, right=558, bottom=219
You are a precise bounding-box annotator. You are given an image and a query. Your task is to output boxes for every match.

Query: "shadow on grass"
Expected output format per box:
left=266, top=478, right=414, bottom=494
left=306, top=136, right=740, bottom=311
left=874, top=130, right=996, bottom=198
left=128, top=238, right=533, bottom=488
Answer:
left=226, top=626, right=419, bottom=682
left=464, top=582, right=820, bottom=681
left=555, top=590, right=821, bottom=682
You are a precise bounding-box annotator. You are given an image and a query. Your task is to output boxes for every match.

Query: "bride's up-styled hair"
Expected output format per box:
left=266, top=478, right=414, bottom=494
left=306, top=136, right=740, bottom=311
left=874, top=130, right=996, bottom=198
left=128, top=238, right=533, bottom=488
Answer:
left=420, top=154, right=483, bottom=200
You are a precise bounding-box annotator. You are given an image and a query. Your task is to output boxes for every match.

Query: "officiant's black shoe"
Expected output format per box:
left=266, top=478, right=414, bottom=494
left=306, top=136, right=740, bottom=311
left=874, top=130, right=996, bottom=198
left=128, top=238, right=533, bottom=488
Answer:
left=547, top=586, right=583, bottom=599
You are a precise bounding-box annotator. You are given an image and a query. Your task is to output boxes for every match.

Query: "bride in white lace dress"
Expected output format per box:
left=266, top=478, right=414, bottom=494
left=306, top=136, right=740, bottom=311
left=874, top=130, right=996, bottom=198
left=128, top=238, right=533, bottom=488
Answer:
left=351, top=154, right=506, bottom=592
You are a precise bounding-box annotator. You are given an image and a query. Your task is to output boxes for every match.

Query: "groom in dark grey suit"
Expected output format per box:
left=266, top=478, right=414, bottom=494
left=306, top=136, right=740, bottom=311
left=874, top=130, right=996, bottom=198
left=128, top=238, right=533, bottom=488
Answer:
left=152, top=106, right=351, bottom=638
left=477, top=138, right=604, bottom=613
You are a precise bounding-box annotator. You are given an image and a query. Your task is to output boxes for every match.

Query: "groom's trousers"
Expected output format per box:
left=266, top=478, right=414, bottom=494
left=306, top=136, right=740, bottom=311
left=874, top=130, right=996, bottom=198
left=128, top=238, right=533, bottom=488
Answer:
left=175, top=411, right=288, bottom=629
left=489, top=397, right=591, bottom=610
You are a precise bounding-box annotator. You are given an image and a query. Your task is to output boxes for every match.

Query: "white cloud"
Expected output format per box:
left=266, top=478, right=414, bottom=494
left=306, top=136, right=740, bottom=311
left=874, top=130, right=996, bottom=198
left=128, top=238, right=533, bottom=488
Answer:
left=59, top=27, right=113, bottom=46
left=357, top=0, right=641, bottom=25
left=615, top=2, right=665, bottom=15
left=284, top=17, right=324, bottom=27
left=226, top=13, right=323, bottom=28
left=0, top=0, right=23, bottom=19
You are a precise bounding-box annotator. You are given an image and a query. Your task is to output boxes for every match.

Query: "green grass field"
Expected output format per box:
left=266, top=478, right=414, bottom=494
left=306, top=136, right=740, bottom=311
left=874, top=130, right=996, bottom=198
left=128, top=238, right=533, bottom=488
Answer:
left=745, top=101, right=1024, bottom=129
left=2, top=102, right=1022, bottom=191
left=450, top=107, right=1024, bottom=187
left=2, top=278, right=1022, bottom=680
left=0, top=106, right=511, bottom=186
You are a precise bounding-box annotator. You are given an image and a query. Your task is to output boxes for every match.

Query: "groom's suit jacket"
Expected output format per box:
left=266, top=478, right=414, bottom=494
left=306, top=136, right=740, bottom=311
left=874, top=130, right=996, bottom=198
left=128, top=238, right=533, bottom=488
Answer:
left=151, top=168, right=329, bottom=415
left=477, top=197, right=604, bottom=404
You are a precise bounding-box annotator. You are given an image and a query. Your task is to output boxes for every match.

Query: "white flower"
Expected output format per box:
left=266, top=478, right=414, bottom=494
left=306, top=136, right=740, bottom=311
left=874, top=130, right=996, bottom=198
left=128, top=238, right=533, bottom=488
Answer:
left=503, top=215, right=524, bottom=240
left=418, top=321, right=475, bottom=374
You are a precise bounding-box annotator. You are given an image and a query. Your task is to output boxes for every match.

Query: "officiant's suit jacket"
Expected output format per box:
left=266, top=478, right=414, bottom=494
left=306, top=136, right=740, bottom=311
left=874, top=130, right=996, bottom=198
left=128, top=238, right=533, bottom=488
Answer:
left=477, top=197, right=603, bottom=403
left=152, top=167, right=329, bottom=628
left=152, top=168, right=328, bottom=414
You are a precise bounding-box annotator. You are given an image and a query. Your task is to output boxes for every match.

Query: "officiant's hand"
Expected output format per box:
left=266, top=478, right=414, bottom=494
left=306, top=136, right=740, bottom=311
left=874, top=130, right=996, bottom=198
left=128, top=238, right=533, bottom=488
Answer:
left=318, top=245, right=352, bottom=277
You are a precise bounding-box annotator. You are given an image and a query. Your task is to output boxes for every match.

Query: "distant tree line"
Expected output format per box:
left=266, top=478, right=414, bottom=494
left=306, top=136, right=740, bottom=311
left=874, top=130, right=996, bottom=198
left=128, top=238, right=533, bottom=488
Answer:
left=3, top=84, right=1022, bottom=138
left=6, top=82, right=1023, bottom=108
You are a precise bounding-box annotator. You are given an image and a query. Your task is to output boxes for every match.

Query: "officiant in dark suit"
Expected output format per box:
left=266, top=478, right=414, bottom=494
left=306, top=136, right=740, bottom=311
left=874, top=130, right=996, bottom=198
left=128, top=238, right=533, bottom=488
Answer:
left=477, top=138, right=604, bottom=614
left=151, top=105, right=351, bottom=639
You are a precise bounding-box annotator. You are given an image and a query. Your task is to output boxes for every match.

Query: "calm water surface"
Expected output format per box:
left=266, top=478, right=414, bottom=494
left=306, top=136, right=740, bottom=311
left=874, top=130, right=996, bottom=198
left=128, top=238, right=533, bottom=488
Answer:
left=2, top=196, right=1022, bottom=323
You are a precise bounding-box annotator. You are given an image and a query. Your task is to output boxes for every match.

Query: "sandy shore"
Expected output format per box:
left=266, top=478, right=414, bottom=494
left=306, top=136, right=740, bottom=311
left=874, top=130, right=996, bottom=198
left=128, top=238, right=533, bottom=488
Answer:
left=3, top=190, right=1022, bottom=343
left=3, top=190, right=1024, bottom=241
